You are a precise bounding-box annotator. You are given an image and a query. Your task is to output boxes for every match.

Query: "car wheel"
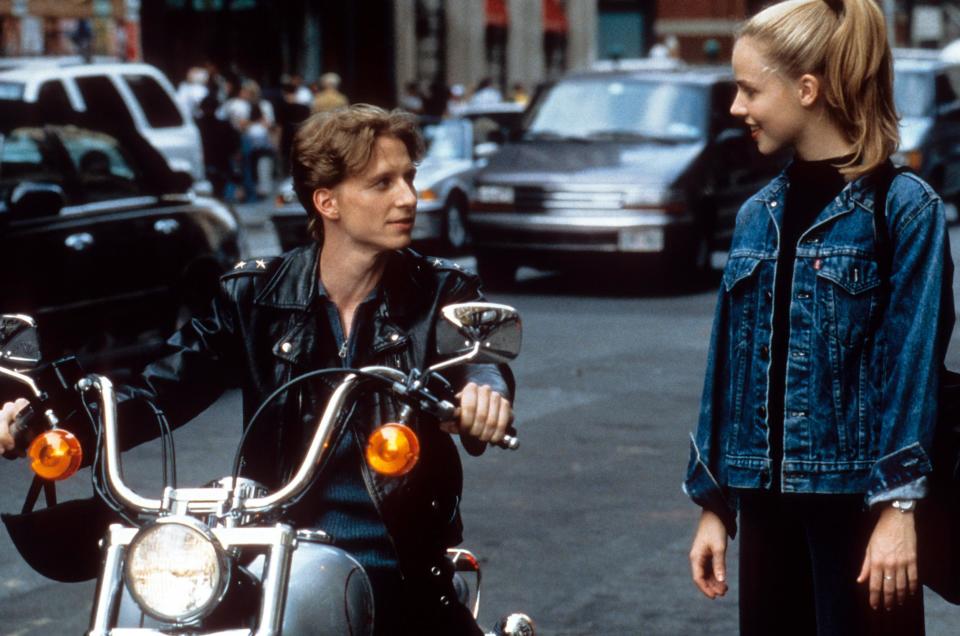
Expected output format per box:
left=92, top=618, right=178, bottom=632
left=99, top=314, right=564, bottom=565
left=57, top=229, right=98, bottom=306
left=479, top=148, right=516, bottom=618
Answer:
left=475, top=253, right=517, bottom=290
left=442, top=197, right=469, bottom=253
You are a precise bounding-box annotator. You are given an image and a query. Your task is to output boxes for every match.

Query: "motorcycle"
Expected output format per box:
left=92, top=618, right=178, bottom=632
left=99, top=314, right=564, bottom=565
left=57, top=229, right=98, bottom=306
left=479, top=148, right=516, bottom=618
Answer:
left=0, top=302, right=535, bottom=636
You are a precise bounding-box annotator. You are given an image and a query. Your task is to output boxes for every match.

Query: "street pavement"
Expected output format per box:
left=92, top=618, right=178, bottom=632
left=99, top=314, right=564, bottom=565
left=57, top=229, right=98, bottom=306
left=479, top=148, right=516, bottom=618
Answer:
left=2, top=201, right=960, bottom=634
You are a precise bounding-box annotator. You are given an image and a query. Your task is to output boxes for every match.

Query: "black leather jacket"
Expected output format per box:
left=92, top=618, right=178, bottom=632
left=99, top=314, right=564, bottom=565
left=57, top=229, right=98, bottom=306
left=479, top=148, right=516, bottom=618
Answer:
left=118, top=244, right=513, bottom=586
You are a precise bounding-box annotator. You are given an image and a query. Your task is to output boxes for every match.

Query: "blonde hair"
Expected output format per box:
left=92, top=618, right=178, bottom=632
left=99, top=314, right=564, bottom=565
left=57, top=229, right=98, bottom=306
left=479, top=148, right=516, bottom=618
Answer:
left=290, top=104, right=424, bottom=243
left=739, top=0, right=899, bottom=178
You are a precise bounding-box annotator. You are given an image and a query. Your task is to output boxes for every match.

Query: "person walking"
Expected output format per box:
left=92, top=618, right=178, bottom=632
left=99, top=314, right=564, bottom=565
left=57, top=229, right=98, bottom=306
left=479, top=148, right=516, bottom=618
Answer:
left=684, top=1, right=955, bottom=634
left=312, top=72, right=349, bottom=113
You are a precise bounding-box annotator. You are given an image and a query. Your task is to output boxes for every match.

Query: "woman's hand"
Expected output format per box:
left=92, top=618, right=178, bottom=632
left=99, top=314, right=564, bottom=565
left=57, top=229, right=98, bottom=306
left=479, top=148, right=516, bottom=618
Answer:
left=856, top=505, right=918, bottom=610
left=690, top=508, right=729, bottom=599
left=440, top=382, right=512, bottom=445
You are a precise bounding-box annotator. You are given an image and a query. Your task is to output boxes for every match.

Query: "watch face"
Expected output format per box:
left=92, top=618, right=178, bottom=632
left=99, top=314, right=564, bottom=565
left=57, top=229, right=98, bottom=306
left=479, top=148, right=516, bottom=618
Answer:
left=893, top=499, right=916, bottom=511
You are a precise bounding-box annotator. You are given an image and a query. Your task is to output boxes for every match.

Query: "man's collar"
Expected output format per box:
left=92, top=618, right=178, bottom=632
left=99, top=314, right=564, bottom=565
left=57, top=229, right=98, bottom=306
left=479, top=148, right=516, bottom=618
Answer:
left=255, top=244, right=422, bottom=318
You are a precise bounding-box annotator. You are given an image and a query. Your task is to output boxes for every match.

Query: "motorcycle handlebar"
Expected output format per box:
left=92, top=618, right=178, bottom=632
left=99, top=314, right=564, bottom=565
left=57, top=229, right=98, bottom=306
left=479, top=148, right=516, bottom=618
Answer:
left=81, top=364, right=518, bottom=516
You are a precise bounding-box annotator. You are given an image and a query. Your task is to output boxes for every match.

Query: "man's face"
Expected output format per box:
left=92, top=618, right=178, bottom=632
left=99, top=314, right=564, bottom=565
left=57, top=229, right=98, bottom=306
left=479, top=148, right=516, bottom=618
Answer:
left=323, top=135, right=417, bottom=255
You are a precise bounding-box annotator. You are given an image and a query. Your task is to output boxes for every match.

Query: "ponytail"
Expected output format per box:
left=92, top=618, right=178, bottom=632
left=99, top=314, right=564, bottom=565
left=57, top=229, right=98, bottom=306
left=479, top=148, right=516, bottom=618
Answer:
left=739, top=0, right=899, bottom=178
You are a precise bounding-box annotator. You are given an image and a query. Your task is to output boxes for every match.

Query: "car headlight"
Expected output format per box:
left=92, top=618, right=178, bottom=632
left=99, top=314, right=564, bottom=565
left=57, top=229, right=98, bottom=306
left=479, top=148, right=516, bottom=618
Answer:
left=475, top=185, right=514, bottom=204
left=124, top=517, right=230, bottom=623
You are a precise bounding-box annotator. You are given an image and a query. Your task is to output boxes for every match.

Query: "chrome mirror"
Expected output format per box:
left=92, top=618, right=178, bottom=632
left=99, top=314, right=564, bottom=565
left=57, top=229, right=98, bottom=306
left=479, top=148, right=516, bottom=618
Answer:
left=0, top=314, right=40, bottom=368
left=435, top=302, right=521, bottom=366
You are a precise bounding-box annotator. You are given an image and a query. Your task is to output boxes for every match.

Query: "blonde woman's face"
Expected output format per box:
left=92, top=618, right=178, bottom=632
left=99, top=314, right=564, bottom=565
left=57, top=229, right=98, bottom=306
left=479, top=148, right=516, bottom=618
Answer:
left=730, top=37, right=808, bottom=155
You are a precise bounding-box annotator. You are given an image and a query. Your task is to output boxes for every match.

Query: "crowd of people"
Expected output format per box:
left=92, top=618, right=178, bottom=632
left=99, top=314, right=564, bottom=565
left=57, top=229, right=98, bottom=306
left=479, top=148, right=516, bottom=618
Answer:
left=174, top=65, right=352, bottom=203
left=175, top=66, right=527, bottom=204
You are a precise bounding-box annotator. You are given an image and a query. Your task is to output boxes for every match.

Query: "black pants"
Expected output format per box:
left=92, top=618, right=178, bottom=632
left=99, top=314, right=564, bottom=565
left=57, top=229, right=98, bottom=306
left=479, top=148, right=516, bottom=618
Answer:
left=738, top=491, right=925, bottom=636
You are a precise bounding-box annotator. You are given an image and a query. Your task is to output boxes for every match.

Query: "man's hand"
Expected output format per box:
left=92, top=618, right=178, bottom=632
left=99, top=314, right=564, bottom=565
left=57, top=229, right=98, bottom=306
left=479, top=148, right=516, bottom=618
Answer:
left=857, top=505, right=919, bottom=610
left=690, top=508, right=729, bottom=599
left=0, top=398, right=30, bottom=458
left=439, top=382, right=512, bottom=445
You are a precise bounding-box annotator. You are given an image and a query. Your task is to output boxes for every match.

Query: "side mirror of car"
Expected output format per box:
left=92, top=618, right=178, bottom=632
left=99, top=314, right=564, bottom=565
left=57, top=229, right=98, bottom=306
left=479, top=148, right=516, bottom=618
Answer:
left=6, top=182, right=66, bottom=219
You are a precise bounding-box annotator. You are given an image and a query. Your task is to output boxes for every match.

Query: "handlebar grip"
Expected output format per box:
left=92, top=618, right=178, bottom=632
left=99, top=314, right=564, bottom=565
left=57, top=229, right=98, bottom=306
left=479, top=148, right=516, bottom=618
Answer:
left=2, top=404, right=36, bottom=459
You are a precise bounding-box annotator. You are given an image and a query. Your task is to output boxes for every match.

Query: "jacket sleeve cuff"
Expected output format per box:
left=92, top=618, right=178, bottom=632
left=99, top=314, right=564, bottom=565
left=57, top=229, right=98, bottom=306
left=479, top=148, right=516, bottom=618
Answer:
left=683, top=434, right=737, bottom=538
left=865, top=442, right=932, bottom=505
left=866, top=476, right=928, bottom=508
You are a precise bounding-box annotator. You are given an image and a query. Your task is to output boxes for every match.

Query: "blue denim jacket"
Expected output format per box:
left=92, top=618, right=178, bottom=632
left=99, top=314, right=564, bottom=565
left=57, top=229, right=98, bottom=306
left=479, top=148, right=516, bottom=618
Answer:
left=683, top=166, right=955, bottom=535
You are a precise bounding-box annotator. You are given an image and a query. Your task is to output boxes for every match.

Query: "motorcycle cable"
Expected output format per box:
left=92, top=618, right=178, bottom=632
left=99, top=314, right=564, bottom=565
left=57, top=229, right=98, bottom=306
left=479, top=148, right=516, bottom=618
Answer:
left=81, top=394, right=176, bottom=527
left=83, top=398, right=140, bottom=527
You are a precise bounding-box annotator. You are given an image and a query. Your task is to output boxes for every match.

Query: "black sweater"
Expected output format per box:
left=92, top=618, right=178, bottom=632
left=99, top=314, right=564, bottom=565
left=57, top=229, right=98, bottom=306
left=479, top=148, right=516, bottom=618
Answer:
left=768, top=156, right=851, bottom=491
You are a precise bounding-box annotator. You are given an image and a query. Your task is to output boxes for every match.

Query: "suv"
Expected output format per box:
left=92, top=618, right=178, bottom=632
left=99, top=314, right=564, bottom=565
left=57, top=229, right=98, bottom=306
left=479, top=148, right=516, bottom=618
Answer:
left=468, top=65, right=786, bottom=285
left=0, top=61, right=207, bottom=190
left=0, top=118, right=240, bottom=370
left=892, top=49, right=960, bottom=210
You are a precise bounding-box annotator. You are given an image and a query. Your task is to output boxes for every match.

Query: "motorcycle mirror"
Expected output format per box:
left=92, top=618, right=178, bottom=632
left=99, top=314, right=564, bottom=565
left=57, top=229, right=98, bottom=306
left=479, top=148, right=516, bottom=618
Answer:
left=435, top=302, right=522, bottom=364
left=0, top=314, right=41, bottom=368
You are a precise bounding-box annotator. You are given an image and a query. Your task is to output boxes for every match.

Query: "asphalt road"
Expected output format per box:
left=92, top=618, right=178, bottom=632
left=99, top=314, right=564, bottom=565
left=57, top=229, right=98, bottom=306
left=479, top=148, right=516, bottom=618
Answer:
left=2, top=209, right=960, bottom=635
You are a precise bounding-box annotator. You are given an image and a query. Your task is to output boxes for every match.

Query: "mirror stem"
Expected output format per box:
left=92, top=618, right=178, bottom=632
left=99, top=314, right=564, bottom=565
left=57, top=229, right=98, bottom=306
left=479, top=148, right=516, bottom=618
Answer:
left=427, top=341, right=482, bottom=375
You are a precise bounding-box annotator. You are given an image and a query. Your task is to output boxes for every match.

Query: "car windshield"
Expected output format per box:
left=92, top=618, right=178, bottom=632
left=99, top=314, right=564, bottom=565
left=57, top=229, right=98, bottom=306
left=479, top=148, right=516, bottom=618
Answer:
left=894, top=69, right=934, bottom=117
left=423, top=120, right=470, bottom=161
left=526, top=78, right=708, bottom=141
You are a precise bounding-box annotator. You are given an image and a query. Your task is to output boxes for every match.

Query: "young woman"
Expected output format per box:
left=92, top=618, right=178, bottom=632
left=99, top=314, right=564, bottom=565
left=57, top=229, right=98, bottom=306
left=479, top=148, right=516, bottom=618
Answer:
left=684, top=1, right=955, bottom=634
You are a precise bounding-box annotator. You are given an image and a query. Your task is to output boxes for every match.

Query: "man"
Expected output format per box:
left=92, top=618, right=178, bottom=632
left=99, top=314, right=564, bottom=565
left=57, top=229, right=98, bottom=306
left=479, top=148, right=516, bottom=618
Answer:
left=311, top=72, right=349, bottom=113
left=0, top=104, right=513, bottom=635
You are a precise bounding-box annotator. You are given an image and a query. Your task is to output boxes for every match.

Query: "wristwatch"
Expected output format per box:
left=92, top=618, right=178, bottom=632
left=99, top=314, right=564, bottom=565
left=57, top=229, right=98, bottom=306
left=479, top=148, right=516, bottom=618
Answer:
left=891, top=499, right=917, bottom=513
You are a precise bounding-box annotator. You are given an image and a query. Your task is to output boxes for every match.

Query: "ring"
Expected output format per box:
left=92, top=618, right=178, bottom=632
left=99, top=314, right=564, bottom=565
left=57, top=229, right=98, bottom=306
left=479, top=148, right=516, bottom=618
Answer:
left=884, top=575, right=894, bottom=581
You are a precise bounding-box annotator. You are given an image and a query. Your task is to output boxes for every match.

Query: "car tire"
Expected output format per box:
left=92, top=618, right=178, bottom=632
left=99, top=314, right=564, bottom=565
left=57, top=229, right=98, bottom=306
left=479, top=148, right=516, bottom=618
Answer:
left=442, top=196, right=470, bottom=253
left=475, top=253, right=517, bottom=290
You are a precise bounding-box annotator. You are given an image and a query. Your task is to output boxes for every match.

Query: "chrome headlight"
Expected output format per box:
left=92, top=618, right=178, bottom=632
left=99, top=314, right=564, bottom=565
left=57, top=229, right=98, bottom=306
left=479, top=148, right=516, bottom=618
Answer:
left=124, top=517, right=230, bottom=623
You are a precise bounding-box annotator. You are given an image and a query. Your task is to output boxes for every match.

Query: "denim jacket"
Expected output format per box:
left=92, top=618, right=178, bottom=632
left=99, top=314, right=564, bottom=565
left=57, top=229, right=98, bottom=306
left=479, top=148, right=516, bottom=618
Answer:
left=683, top=165, right=955, bottom=536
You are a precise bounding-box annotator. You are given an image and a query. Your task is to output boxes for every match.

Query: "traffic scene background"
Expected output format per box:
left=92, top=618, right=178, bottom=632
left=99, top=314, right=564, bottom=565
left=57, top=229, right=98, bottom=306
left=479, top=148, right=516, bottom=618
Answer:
left=3, top=1, right=960, bottom=634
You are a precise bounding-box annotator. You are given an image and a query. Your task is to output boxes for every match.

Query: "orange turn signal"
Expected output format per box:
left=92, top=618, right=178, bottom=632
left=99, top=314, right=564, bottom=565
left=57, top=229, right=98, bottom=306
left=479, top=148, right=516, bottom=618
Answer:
left=27, top=429, right=82, bottom=481
left=365, top=423, right=420, bottom=477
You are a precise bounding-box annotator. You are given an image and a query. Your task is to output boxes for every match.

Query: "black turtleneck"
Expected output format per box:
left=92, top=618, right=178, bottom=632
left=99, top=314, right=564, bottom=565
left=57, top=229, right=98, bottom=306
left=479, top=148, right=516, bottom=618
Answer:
left=768, top=155, right=851, bottom=491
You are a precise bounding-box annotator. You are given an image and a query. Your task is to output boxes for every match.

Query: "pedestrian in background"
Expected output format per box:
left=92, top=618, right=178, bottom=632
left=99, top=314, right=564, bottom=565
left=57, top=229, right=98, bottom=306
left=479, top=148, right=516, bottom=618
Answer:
left=176, top=65, right=208, bottom=120
left=195, top=94, right=239, bottom=200
left=399, top=81, right=425, bottom=114
left=446, top=84, right=468, bottom=118
left=468, top=77, right=501, bottom=106
left=510, top=82, right=530, bottom=107
left=684, top=1, right=954, bottom=634
left=312, top=72, right=349, bottom=113
left=274, top=77, right=311, bottom=176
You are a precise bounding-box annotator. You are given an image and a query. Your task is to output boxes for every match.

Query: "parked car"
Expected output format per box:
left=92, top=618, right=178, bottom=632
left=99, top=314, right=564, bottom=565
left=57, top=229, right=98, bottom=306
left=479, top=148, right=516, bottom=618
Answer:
left=0, top=60, right=208, bottom=192
left=466, top=65, right=787, bottom=286
left=891, top=49, right=960, bottom=211
left=271, top=103, right=524, bottom=253
left=0, top=117, right=241, bottom=371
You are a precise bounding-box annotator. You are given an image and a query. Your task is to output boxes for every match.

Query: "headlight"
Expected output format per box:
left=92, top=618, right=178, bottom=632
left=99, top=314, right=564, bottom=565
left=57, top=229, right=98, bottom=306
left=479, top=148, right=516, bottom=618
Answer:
left=475, top=185, right=514, bottom=204
left=124, top=518, right=230, bottom=623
